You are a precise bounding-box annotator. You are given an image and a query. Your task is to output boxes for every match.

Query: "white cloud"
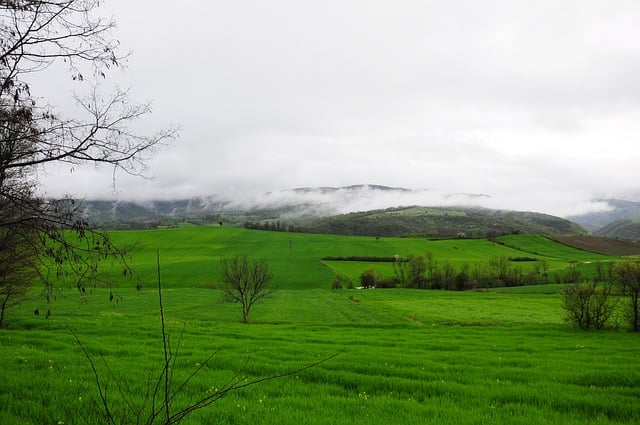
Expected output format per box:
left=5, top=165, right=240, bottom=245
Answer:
left=31, top=0, right=640, bottom=218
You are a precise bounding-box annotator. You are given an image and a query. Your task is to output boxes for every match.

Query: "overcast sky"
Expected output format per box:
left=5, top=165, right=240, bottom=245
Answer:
left=36, top=0, right=640, bottom=217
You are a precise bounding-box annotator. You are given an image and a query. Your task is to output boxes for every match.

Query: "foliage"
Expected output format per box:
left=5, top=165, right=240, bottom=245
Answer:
left=220, top=256, right=276, bottom=323
left=330, top=274, right=350, bottom=290
left=612, top=260, right=640, bottom=331
left=561, top=281, right=616, bottom=330
left=359, top=266, right=379, bottom=289
left=384, top=252, right=575, bottom=291
left=0, top=226, right=37, bottom=326
left=407, top=255, right=427, bottom=289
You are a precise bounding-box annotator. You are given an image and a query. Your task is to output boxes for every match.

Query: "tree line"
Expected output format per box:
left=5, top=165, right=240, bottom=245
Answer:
left=244, top=220, right=305, bottom=233
left=350, top=252, right=640, bottom=332
left=356, top=251, right=582, bottom=291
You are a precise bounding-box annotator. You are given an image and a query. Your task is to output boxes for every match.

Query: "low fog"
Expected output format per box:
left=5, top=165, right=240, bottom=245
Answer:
left=34, top=1, right=640, bottom=219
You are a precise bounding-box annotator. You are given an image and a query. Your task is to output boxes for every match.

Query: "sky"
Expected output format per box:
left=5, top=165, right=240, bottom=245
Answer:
left=35, top=0, right=640, bottom=217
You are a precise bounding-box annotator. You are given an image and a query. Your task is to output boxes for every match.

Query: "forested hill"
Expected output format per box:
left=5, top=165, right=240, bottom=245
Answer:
left=593, top=219, right=640, bottom=240
left=303, top=206, right=586, bottom=238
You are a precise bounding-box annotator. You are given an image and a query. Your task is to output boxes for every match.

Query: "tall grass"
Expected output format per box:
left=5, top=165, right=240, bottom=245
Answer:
left=2, top=286, right=639, bottom=424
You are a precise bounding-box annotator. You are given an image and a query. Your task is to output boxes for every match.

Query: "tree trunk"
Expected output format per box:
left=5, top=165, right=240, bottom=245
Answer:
left=0, top=292, right=10, bottom=328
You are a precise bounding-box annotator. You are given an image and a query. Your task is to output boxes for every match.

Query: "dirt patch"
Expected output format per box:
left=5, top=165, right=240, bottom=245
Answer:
left=552, top=235, right=640, bottom=256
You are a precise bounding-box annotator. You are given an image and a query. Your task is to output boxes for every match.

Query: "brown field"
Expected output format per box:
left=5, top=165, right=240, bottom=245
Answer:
left=552, top=235, right=640, bottom=256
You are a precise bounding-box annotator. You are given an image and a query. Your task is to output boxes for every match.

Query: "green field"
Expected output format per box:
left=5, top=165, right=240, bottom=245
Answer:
left=100, top=228, right=615, bottom=290
left=1, top=228, right=639, bottom=424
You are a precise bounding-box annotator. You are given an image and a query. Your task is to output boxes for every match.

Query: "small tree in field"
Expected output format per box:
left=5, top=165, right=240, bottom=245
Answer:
left=359, top=267, right=378, bottom=289
left=220, top=256, right=275, bottom=323
left=612, top=260, right=640, bottom=332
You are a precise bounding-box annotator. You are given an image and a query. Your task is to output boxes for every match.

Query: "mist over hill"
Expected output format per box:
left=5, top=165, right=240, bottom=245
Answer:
left=78, top=184, right=588, bottom=237
left=79, top=185, right=496, bottom=226
left=567, top=199, right=640, bottom=234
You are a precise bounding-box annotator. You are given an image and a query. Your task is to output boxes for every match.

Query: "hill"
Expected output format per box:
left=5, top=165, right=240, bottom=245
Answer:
left=568, top=199, right=640, bottom=234
left=76, top=185, right=494, bottom=229
left=303, top=206, right=586, bottom=238
left=77, top=185, right=594, bottom=238
left=593, top=219, right=640, bottom=241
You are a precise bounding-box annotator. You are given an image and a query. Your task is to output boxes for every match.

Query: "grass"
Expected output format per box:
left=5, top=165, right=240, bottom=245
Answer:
left=2, top=287, right=639, bottom=425
left=1, top=228, right=639, bottom=424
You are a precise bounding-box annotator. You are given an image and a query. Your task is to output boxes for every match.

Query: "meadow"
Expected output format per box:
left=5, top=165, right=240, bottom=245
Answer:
left=0, top=227, right=639, bottom=424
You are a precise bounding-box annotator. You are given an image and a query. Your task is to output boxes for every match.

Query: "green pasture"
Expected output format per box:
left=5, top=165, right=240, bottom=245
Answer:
left=2, top=287, right=639, bottom=425
left=1, top=228, right=638, bottom=424
left=101, top=228, right=612, bottom=290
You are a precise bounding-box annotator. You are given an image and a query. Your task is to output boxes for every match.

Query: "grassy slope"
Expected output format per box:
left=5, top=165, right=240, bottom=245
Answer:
left=496, top=235, right=611, bottom=261
left=1, top=228, right=638, bottom=425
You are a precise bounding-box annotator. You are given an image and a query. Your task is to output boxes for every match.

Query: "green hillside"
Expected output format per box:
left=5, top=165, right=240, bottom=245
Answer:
left=304, top=206, right=586, bottom=238
left=594, top=218, right=640, bottom=240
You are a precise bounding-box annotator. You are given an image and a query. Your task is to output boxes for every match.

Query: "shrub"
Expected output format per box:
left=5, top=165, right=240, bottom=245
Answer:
left=612, top=260, right=640, bottom=331
left=360, top=267, right=380, bottom=289
left=561, top=281, right=616, bottom=330
left=563, top=267, right=583, bottom=284
left=376, top=277, right=399, bottom=289
left=331, top=274, right=350, bottom=290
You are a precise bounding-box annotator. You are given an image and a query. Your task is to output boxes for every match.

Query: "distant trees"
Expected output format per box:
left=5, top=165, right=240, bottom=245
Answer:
left=330, top=274, right=352, bottom=290
left=392, top=254, right=427, bottom=288
left=612, top=260, right=640, bottom=332
left=220, top=256, right=275, bottom=323
left=244, top=221, right=305, bottom=233
left=364, top=253, right=588, bottom=293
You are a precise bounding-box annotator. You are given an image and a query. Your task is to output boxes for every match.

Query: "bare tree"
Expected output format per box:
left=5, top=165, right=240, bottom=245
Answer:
left=220, top=256, right=275, bottom=323
left=0, top=1, right=176, bottom=324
